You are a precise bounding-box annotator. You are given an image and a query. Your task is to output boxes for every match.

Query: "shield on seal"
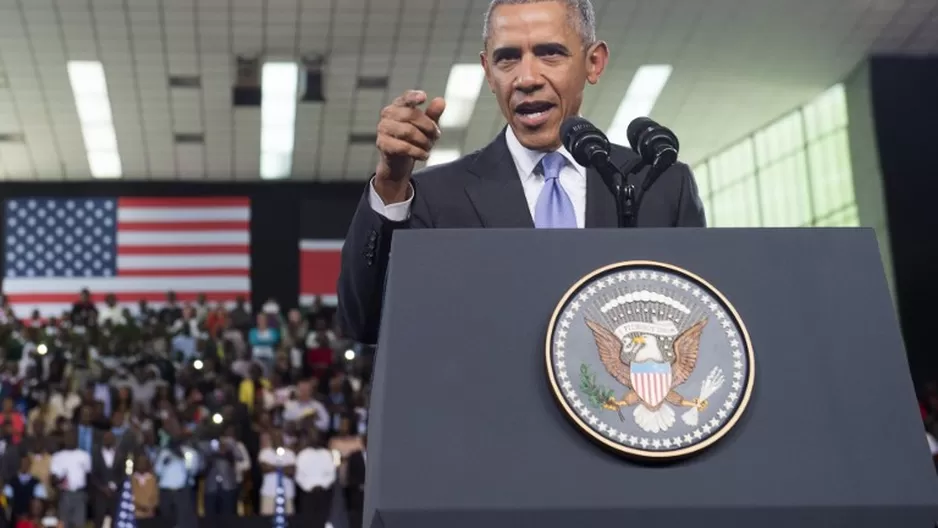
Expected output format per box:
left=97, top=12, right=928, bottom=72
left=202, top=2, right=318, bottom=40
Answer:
left=630, top=361, right=673, bottom=407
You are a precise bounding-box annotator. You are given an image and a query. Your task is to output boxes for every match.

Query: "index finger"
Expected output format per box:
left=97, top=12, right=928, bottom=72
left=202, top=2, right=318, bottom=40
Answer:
left=392, top=90, right=427, bottom=108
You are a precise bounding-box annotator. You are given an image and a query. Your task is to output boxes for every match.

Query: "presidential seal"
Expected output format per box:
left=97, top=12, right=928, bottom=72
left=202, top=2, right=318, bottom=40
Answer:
left=546, top=261, right=754, bottom=459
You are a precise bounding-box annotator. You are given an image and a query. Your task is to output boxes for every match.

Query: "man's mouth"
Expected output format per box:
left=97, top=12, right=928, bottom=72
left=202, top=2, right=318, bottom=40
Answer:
left=514, top=101, right=556, bottom=126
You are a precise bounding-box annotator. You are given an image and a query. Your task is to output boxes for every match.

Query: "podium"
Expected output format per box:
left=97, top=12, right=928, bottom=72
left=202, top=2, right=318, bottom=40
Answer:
left=364, top=228, right=938, bottom=528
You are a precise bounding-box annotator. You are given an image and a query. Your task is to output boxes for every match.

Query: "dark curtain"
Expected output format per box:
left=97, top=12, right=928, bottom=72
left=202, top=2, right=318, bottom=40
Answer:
left=868, top=55, right=938, bottom=384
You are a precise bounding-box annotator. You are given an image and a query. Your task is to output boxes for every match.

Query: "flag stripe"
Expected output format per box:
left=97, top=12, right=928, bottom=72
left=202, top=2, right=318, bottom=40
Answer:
left=117, top=269, right=250, bottom=278
left=117, top=197, right=249, bottom=208
left=117, top=255, right=249, bottom=270
left=299, top=240, right=342, bottom=300
left=118, top=207, right=249, bottom=223
left=117, top=220, right=249, bottom=231
left=117, top=245, right=249, bottom=256
left=7, top=291, right=247, bottom=304
left=3, top=276, right=249, bottom=293
left=118, top=231, right=249, bottom=246
left=299, top=240, right=344, bottom=251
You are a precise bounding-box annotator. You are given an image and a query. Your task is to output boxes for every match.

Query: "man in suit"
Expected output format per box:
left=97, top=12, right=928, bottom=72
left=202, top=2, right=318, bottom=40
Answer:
left=90, top=431, right=121, bottom=528
left=338, top=0, right=706, bottom=344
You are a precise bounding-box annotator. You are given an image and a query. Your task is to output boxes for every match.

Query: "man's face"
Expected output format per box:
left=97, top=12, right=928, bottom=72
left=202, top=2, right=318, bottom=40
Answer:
left=481, top=1, right=607, bottom=151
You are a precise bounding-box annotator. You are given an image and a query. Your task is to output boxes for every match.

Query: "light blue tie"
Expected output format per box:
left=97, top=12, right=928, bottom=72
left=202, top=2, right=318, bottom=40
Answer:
left=534, top=152, right=577, bottom=228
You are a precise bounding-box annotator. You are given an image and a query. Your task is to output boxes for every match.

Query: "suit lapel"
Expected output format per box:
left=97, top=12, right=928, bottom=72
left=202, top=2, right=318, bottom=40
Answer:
left=464, top=129, right=534, bottom=228
left=585, top=165, right=618, bottom=228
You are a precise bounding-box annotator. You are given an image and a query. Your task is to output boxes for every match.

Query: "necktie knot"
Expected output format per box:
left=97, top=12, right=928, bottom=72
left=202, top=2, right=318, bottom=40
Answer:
left=540, top=152, right=565, bottom=181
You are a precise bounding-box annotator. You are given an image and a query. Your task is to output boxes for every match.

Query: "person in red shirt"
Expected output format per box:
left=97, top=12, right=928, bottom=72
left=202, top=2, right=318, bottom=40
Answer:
left=0, top=397, right=25, bottom=444
left=14, top=498, right=44, bottom=528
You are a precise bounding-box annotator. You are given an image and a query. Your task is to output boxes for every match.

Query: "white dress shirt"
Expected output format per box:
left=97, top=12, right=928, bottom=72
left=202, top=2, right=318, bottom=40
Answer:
left=294, top=448, right=337, bottom=492
left=368, top=126, right=588, bottom=228
left=101, top=447, right=116, bottom=468
left=50, top=449, right=92, bottom=491
left=258, top=447, right=296, bottom=498
left=283, top=398, right=330, bottom=432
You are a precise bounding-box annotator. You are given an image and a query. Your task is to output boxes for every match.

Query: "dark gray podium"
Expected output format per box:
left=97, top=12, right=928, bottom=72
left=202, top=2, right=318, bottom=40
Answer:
left=364, top=228, right=938, bottom=528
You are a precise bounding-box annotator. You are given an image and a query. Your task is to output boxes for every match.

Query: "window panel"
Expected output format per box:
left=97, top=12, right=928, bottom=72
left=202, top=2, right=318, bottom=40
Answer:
left=709, top=139, right=755, bottom=191
left=754, top=111, right=804, bottom=168
left=808, top=130, right=855, bottom=218
left=804, top=84, right=847, bottom=141
left=758, top=152, right=811, bottom=227
left=711, top=177, right=760, bottom=227
left=814, top=204, right=859, bottom=227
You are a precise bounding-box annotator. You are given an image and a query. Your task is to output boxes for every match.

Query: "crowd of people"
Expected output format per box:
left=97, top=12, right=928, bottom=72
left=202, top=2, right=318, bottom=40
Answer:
left=0, top=290, right=370, bottom=528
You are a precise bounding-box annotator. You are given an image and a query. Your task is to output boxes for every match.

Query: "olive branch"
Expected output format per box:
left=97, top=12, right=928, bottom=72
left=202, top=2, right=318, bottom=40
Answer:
left=579, top=363, right=615, bottom=409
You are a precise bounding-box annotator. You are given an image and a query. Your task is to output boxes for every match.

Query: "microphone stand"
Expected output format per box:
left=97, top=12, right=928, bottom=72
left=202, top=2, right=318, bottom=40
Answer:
left=597, top=160, right=648, bottom=228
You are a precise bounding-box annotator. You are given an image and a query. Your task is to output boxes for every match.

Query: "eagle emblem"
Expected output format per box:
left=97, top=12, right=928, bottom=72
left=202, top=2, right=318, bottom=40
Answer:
left=546, top=262, right=754, bottom=459
left=586, top=318, right=716, bottom=434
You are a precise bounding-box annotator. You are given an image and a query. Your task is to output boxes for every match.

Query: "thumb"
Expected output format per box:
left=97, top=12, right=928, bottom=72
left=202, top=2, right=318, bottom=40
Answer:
left=425, top=97, right=446, bottom=124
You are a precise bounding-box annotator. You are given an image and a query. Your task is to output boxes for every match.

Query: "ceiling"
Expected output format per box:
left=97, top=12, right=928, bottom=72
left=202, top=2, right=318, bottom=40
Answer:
left=0, top=0, right=934, bottom=182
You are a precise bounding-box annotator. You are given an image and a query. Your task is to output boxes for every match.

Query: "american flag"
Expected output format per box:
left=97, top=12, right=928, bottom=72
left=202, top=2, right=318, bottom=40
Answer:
left=299, top=239, right=342, bottom=306
left=273, top=467, right=289, bottom=528
left=115, top=460, right=137, bottom=528
left=3, top=197, right=251, bottom=316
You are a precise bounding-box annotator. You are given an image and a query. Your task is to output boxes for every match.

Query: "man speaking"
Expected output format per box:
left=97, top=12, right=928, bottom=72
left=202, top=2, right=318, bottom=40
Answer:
left=338, top=0, right=706, bottom=344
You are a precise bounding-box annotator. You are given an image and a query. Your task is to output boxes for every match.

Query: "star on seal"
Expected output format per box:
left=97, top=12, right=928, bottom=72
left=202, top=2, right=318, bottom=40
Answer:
left=546, top=261, right=754, bottom=459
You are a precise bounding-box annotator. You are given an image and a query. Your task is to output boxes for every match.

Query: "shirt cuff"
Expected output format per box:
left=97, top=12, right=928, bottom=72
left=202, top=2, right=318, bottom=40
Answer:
left=368, top=177, right=413, bottom=222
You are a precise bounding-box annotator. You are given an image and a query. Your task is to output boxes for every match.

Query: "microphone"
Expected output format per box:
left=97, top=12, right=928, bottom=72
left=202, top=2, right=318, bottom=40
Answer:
left=560, top=116, right=612, bottom=168
left=560, top=117, right=631, bottom=228
left=626, top=117, right=679, bottom=174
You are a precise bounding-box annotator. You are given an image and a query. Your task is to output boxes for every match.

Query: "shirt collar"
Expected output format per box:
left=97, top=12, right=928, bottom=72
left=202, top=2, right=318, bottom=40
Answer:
left=504, top=125, right=587, bottom=181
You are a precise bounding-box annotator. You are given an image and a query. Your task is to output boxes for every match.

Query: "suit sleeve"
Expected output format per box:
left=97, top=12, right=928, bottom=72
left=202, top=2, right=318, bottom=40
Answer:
left=337, top=177, right=432, bottom=345
left=675, top=164, right=707, bottom=227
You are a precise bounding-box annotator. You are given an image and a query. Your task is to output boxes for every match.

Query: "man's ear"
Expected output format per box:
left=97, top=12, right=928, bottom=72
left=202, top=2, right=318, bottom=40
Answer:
left=480, top=51, right=496, bottom=93
left=585, top=41, right=610, bottom=85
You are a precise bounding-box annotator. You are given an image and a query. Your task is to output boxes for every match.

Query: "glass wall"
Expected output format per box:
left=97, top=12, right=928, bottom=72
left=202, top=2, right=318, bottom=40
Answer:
left=692, top=85, right=858, bottom=228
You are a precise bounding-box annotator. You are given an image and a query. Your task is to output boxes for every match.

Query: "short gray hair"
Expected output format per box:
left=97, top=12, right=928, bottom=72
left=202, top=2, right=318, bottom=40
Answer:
left=482, top=0, right=597, bottom=46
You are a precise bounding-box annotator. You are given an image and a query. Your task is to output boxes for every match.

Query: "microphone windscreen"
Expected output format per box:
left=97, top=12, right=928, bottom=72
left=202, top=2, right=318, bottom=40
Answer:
left=560, top=117, right=593, bottom=147
left=560, top=116, right=610, bottom=167
left=626, top=117, right=655, bottom=150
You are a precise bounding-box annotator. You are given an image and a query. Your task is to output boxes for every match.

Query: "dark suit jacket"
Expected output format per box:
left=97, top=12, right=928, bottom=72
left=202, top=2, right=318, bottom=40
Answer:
left=337, top=128, right=707, bottom=344
left=91, top=444, right=125, bottom=507
left=346, top=450, right=366, bottom=491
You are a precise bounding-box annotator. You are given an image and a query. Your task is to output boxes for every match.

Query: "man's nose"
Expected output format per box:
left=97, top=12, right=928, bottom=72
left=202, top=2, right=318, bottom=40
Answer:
left=513, top=56, right=544, bottom=93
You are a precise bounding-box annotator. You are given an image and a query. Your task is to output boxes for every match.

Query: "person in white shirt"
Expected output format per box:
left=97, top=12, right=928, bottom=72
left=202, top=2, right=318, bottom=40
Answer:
left=258, top=431, right=296, bottom=515
left=50, top=431, right=92, bottom=528
left=48, top=389, right=81, bottom=422
left=282, top=381, right=330, bottom=432
left=294, top=432, right=336, bottom=528
left=97, top=294, right=126, bottom=326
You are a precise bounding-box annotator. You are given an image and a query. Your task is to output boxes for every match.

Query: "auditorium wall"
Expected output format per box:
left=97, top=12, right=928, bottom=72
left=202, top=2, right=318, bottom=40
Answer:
left=0, top=180, right=365, bottom=313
